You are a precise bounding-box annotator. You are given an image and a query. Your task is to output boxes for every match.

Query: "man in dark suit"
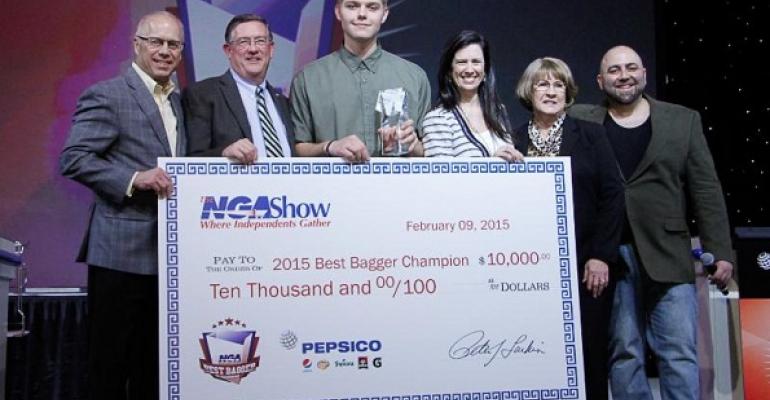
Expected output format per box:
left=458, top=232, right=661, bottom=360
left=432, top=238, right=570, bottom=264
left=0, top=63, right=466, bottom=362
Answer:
left=60, top=11, right=185, bottom=400
left=184, top=14, right=295, bottom=162
left=570, top=45, right=733, bottom=400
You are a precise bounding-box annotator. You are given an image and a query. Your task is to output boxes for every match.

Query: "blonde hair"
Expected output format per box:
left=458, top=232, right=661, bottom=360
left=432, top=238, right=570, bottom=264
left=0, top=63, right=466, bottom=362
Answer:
left=515, top=57, right=578, bottom=111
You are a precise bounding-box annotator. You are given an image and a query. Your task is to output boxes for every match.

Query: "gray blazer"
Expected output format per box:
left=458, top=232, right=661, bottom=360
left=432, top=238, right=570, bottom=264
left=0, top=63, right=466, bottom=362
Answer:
left=183, top=71, right=295, bottom=157
left=60, top=68, right=186, bottom=275
left=569, top=95, right=733, bottom=283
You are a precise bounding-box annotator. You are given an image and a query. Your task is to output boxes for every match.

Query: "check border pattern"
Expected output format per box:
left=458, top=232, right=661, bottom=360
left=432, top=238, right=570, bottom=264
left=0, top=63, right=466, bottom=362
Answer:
left=162, top=160, right=579, bottom=400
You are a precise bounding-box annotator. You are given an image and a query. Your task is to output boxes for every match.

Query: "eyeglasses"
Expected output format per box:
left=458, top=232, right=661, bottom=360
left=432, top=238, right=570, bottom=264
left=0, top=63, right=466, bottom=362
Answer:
left=136, top=35, right=184, bottom=51
left=230, top=36, right=272, bottom=50
left=533, top=80, right=567, bottom=92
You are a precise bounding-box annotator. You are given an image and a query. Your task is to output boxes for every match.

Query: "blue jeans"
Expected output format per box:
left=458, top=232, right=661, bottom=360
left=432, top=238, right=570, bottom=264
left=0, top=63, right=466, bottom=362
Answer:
left=609, top=244, right=698, bottom=400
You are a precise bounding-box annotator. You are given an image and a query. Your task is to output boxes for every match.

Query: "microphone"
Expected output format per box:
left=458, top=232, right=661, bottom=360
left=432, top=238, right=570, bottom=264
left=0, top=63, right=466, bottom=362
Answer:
left=691, top=249, right=729, bottom=295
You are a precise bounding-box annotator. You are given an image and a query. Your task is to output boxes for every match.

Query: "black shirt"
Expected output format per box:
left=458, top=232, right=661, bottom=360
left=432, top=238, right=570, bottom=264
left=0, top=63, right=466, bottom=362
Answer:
left=604, top=115, right=652, bottom=243
left=603, top=115, right=652, bottom=180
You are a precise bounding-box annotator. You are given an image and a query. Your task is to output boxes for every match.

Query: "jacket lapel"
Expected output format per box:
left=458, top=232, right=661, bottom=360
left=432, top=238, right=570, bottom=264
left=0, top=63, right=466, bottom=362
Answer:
left=125, top=68, right=172, bottom=156
left=267, top=83, right=290, bottom=128
left=584, top=105, right=607, bottom=125
left=628, top=95, right=667, bottom=182
left=220, top=71, right=253, bottom=141
left=171, top=92, right=185, bottom=156
left=266, top=83, right=296, bottom=156
left=512, top=125, right=529, bottom=155
left=558, top=116, right=579, bottom=156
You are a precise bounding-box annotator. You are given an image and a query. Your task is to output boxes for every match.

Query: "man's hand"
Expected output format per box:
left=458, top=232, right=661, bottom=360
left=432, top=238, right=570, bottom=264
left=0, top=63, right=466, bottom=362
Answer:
left=583, top=258, right=610, bottom=298
left=493, top=145, right=524, bottom=162
left=709, top=260, right=733, bottom=290
left=222, top=138, right=257, bottom=164
left=379, top=125, right=398, bottom=154
left=328, top=134, right=370, bottom=163
left=399, top=119, right=423, bottom=156
left=378, top=119, right=423, bottom=156
left=134, top=168, right=173, bottom=199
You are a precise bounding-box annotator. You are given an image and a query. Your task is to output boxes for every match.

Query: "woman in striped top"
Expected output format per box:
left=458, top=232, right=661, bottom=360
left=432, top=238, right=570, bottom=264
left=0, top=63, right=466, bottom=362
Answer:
left=420, top=30, right=522, bottom=161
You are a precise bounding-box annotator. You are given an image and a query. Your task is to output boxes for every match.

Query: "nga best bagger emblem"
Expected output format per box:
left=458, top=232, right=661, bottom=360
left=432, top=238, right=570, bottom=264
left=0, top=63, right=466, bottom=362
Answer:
left=199, top=318, right=260, bottom=384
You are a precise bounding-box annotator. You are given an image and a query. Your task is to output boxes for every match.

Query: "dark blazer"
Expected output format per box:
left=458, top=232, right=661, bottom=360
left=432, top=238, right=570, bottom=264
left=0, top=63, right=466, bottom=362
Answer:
left=183, top=71, right=295, bottom=157
left=60, top=68, right=185, bottom=275
left=514, top=116, right=625, bottom=271
left=569, top=96, right=733, bottom=283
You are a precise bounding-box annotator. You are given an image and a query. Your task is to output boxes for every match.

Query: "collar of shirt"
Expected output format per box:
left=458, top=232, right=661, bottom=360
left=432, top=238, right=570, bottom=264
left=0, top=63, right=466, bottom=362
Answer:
left=338, top=44, right=383, bottom=74
left=230, top=69, right=268, bottom=97
left=132, top=63, right=175, bottom=99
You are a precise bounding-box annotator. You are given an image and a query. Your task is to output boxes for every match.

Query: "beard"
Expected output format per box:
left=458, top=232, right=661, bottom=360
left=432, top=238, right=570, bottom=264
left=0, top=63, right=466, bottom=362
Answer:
left=605, top=78, right=646, bottom=105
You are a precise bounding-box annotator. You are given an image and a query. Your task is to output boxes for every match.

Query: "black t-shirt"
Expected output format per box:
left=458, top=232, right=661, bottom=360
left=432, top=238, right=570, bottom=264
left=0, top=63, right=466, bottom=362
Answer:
left=603, top=115, right=652, bottom=180
left=604, top=115, right=652, bottom=243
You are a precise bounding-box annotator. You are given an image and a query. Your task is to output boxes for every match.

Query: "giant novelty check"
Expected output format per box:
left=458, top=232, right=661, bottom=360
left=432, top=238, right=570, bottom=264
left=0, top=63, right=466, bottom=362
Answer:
left=159, top=158, right=585, bottom=400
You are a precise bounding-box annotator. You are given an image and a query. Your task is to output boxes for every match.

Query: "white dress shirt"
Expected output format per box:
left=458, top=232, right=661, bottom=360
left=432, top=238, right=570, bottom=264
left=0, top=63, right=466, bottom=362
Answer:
left=231, top=70, right=290, bottom=157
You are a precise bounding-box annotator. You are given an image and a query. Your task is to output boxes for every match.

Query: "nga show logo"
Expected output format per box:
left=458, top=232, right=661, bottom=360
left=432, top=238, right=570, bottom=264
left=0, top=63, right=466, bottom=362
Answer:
left=200, top=195, right=332, bottom=229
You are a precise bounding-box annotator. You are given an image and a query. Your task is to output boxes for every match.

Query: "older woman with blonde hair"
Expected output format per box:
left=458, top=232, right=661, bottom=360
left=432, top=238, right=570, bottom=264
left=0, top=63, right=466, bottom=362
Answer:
left=514, top=56, right=625, bottom=400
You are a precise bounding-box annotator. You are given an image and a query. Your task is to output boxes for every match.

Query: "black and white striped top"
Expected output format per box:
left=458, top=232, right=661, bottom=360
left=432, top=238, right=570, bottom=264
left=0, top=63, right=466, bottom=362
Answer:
left=421, top=106, right=511, bottom=157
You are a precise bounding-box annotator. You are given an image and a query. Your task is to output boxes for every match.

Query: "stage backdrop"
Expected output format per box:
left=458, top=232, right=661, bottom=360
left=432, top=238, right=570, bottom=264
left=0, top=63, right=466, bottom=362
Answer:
left=0, top=0, right=655, bottom=288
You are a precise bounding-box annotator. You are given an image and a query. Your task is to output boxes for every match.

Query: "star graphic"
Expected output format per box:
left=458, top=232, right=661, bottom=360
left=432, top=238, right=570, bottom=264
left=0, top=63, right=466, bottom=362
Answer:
left=211, top=318, right=247, bottom=329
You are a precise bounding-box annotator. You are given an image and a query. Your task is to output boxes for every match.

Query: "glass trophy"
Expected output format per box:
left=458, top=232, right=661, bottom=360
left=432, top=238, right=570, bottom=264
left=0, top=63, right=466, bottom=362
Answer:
left=376, top=88, right=410, bottom=156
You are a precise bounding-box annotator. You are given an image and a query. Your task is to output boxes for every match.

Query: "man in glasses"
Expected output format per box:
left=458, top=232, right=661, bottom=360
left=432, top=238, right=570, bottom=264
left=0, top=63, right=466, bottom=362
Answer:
left=184, top=14, right=295, bottom=163
left=60, top=11, right=186, bottom=400
left=290, top=0, right=431, bottom=162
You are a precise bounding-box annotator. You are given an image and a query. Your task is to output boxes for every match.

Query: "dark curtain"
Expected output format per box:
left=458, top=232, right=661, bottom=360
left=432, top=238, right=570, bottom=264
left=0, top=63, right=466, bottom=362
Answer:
left=6, top=295, right=88, bottom=400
